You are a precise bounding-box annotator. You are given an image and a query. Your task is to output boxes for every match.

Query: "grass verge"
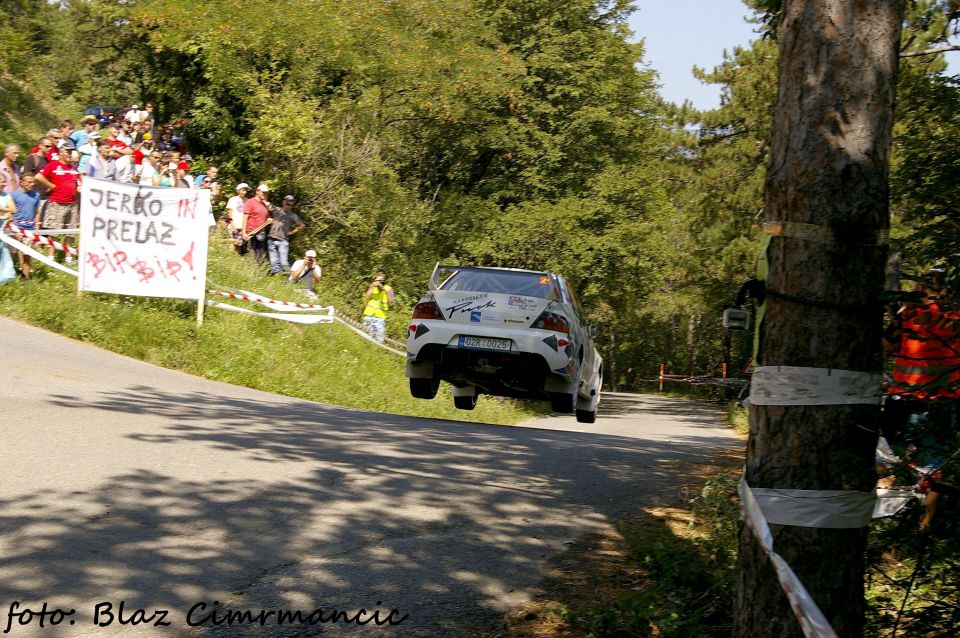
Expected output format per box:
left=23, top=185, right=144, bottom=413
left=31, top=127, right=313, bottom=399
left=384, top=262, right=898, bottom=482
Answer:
left=471, top=449, right=744, bottom=638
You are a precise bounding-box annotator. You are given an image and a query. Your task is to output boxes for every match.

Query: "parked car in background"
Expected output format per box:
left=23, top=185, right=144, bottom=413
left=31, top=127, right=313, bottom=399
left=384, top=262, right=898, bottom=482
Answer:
left=406, top=264, right=603, bottom=423
left=82, top=105, right=119, bottom=127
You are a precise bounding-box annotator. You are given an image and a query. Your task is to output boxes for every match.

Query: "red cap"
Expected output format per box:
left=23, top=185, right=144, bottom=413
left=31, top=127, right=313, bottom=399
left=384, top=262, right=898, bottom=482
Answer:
left=177, top=161, right=190, bottom=171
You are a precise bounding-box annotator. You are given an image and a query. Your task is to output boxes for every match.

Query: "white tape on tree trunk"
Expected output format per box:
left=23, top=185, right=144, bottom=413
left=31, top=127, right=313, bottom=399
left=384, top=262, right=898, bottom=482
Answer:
left=749, top=366, right=883, bottom=405
left=738, top=477, right=838, bottom=638
left=750, top=487, right=876, bottom=528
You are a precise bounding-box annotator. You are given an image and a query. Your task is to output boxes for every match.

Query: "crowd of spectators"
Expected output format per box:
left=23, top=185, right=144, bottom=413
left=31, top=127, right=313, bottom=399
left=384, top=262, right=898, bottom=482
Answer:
left=1, top=101, right=314, bottom=282
left=1, top=103, right=396, bottom=344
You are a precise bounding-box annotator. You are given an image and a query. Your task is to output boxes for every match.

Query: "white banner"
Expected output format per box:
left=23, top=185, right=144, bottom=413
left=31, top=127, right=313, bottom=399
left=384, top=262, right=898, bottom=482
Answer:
left=78, top=178, right=210, bottom=300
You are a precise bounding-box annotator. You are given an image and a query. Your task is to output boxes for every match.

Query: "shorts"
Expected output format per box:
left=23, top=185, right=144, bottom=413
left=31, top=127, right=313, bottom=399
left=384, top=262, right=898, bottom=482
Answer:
left=43, top=202, right=78, bottom=230
left=363, top=315, right=387, bottom=343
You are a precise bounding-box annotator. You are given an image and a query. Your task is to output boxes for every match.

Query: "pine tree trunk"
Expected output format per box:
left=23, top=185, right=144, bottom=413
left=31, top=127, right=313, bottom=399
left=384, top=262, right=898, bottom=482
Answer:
left=735, top=2, right=903, bottom=636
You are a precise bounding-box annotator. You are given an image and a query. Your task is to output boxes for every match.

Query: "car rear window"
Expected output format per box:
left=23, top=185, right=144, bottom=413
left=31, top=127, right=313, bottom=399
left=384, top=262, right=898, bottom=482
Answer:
left=440, top=270, right=554, bottom=298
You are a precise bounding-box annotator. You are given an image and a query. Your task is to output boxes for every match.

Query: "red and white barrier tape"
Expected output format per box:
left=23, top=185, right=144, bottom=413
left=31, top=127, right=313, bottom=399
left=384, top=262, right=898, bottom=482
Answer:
left=333, top=316, right=405, bottom=357
left=207, top=301, right=334, bottom=325
left=0, top=229, right=77, bottom=276
left=206, top=288, right=329, bottom=311
left=334, top=309, right=407, bottom=350
left=7, top=223, right=79, bottom=256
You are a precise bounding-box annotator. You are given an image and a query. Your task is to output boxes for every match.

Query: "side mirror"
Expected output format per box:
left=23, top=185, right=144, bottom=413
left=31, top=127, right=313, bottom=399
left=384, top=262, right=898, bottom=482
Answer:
left=723, top=307, right=751, bottom=331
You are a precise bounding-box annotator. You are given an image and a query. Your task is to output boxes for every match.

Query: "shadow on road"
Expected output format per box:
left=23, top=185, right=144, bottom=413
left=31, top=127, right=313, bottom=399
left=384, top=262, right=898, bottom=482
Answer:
left=1, top=386, right=741, bottom=637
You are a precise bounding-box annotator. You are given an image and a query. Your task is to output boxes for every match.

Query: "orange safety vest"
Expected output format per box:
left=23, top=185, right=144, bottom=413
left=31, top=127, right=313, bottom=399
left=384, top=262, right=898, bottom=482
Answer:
left=890, top=302, right=960, bottom=399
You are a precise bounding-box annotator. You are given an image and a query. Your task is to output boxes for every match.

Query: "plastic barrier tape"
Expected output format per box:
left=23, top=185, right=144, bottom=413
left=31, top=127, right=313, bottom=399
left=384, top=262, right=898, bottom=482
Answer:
left=206, top=301, right=334, bottom=325
left=739, top=477, right=838, bottom=638
left=8, top=223, right=79, bottom=256
left=0, top=231, right=78, bottom=277
left=207, top=288, right=329, bottom=312
left=333, top=316, right=405, bottom=357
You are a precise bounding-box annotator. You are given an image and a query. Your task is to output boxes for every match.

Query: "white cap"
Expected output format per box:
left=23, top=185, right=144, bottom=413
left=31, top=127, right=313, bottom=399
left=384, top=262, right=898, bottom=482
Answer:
left=256, top=183, right=270, bottom=192
left=305, top=250, right=317, bottom=258
left=236, top=182, right=249, bottom=191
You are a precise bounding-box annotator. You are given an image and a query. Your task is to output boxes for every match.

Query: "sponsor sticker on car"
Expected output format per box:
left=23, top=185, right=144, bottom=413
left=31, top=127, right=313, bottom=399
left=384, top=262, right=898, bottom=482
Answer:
left=507, top=295, right=537, bottom=311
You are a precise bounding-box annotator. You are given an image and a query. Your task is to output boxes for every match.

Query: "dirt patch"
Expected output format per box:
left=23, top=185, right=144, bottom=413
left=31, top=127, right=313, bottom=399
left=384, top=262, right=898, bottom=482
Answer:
left=469, top=447, right=744, bottom=638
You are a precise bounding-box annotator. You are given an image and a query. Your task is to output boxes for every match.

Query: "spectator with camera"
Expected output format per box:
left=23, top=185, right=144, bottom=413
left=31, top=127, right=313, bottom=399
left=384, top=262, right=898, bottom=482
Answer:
left=362, top=270, right=394, bottom=343
left=288, top=249, right=322, bottom=299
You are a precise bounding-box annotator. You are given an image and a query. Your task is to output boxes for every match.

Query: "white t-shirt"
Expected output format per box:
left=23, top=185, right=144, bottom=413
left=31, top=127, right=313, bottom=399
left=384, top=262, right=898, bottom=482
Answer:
left=226, top=195, right=245, bottom=231
left=113, top=154, right=135, bottom=183
left=288, top=259, right=321, bottom=283
left=124, top=109, right=142, bottom=124
left=138, top=160, right=157, bottom=185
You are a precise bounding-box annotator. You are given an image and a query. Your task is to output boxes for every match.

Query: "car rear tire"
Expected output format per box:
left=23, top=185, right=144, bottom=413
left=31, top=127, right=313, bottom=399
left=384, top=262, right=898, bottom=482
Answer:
left=575, top=408, right=597, bottom=424
left=410, top=377, right=439, bottom=400
left=550, top=392, right=576, bottom=413
left=453, top=389, right=478, bottom=410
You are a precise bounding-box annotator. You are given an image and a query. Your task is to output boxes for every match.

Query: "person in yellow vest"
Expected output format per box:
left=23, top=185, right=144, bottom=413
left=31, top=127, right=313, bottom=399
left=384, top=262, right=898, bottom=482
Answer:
left=362, top=270, right=395, bottom=343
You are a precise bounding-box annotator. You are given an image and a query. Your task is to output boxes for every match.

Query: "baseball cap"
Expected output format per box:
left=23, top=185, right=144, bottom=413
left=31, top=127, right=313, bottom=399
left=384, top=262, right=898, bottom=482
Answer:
left=256, top=184, right=270, bottom=192
left=132, top=104, right=138, bottom=109
left=142, top=132, right=152, bottom=141
left=236, top=182, right=250, bottom=191
left=177, top=161, right=190, bottom=171
left=284, top=194, right=295, bottom=201
left=305, top=250, right=317, bottom=258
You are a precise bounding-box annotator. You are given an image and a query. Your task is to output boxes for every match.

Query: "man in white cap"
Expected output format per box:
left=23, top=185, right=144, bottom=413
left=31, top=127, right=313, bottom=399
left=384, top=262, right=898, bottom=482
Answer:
left=225, top=182, right=249, bottom=252
left=124, top=104, right=142, bottom=125
left=288, top=249, right=322, bottom=298
left=242, top=183, right=271, bottom=263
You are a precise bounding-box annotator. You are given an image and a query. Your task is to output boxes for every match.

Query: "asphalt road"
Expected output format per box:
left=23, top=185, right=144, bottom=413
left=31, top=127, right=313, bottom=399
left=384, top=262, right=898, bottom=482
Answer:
left=0, top=316, right=742, bottom=638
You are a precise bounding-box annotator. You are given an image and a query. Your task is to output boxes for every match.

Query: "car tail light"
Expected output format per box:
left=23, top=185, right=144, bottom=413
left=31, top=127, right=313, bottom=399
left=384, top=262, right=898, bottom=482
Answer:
left=533, top=310, right=569, bottom=334
left=412, top=301, right=444, bottom=320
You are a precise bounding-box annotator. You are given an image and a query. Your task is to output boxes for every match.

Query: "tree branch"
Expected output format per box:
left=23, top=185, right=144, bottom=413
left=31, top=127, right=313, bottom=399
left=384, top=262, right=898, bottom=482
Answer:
left=900, top=44, right=960, bottom=58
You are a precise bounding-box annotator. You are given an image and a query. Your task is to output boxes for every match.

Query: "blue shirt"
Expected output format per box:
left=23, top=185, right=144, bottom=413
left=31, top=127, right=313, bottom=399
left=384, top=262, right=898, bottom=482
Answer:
left=70, top=129, right=91, bottom=148
left=11, top=188, right=41, bottom=228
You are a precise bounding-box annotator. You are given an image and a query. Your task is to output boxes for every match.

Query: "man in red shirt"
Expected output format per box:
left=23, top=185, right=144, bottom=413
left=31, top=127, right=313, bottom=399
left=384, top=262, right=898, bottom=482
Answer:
left=242, top=183, right=272, bottom=263
left=35, top=144, right=82, bottom=261
left=104, top=124, right=134, bottom=157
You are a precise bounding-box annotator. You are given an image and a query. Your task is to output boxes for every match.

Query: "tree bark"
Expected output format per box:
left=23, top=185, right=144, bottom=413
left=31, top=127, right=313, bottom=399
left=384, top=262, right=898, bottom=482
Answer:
left=735, top=2, right=904, bottom=637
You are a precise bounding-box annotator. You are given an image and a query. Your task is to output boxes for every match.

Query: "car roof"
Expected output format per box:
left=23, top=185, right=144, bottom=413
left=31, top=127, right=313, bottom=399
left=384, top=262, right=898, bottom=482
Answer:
left=432, top=265, right=564, bottom=299
left=436, top=264, right=552, bottom=277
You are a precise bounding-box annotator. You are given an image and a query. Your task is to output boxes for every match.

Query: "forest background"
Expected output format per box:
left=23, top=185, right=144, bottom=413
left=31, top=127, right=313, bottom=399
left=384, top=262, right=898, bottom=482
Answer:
left=1, top=0, right=959, bottom=385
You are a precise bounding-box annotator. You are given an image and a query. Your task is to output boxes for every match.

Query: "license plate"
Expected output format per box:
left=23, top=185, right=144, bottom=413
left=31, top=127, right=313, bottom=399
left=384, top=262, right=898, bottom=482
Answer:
left=459, top=335, right=512, bottom=351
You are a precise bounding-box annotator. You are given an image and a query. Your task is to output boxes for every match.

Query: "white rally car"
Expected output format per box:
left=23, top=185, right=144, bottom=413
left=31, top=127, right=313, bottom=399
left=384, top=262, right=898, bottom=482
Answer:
left=405, top=265, right=603, bottom=423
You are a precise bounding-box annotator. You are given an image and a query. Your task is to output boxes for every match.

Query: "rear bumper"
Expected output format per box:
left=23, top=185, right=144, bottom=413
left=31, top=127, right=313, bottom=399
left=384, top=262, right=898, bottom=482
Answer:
left=406, top=321, right=577, bottom=398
